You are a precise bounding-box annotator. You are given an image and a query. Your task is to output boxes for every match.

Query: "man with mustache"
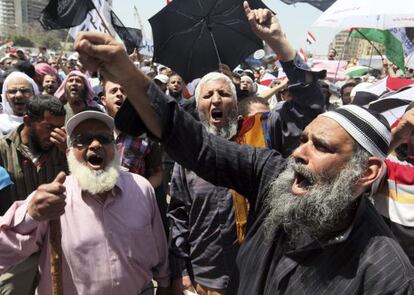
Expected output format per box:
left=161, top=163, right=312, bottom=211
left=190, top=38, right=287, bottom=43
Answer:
left=168, top=72, right=241, bottom=295
left=0, top=71, right=39, bottom=135
left=100, top=79, right=163, bottom=190
left=74, top=3, right=414, bottom=295
left=169, top=57, right=322, bottom=294
left=167, top=74, right=186, bottom=105
left=54, top=70, right=103, bottom=121
left=41, top=74, right=59, bottom=96
left=0, top=111, right=170, bottom=295
left=0, top=94, right=67, bottom=295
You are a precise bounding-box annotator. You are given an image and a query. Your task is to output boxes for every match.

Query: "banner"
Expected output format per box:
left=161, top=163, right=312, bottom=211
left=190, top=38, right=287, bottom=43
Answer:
left=311, top=59, right=347, bottom=81
left=39, top=0, right=94, bottom=30
left=139, top=37, right=154, bottom=57
left=69, top=0, right=116, bottom=40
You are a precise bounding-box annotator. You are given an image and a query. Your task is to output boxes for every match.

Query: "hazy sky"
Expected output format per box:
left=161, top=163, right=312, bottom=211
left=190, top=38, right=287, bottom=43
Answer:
left=112, top=0, right=340, bottom=57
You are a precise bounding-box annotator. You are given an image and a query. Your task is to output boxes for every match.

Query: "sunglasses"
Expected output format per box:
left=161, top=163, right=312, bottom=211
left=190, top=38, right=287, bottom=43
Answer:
left=70, top=133, right=114, bottom=148
left=6, top=88, right=33, bottom=95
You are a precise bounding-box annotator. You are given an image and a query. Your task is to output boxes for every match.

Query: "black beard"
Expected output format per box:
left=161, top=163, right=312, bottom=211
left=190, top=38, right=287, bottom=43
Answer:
left=169, top=90, right=182, bottom=99
left=29, top=128, right=50, bottom=154
left=44, top=87, right=55, bottom=95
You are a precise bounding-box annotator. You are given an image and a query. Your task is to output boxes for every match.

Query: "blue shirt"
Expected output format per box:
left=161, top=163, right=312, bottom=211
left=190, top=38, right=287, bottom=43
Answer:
left=0, top=166, right=12, bottom=190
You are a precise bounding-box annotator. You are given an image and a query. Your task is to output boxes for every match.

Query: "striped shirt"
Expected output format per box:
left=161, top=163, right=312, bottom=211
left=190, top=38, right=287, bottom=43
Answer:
left=0, top=124, right=68, bottom=214
left=167, top=56, right=325, bottom=290
left=143, top=76, right=414, bottom=294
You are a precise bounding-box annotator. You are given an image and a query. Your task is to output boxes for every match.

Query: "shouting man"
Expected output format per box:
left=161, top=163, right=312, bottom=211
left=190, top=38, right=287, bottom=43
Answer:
left=0, top=111, right=170, bottom=294
left=74, top=2, right=414, bottom=294
left=54, top=70, right=103, bottom=120
left=0, top=71, right=39, bottom=135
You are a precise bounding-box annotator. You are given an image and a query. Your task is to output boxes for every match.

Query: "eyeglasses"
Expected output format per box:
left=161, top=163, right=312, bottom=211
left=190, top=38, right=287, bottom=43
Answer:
left=6, top=88, right=33, bottom=96
left=70, top=133, right=114, bottom=148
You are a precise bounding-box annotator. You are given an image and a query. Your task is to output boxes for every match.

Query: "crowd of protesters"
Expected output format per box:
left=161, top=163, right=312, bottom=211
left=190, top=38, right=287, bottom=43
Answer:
left=0, top=2, right=413, bottom=295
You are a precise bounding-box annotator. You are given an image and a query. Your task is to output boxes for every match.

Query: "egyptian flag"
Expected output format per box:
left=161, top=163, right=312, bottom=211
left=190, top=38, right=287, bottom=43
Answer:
left=39, top=0, right=95, bottom=30
left=298, top=48, right=308, bottom=62
left=260, top=72, right=277, bottom=87
left=306, top=31, right=316, bottom=44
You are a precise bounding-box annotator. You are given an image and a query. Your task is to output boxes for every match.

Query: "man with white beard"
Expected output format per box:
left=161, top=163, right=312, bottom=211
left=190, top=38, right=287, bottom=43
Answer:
left=73, top=1, right=414, bottom=293
left=168, top=61, right=323, bottom=293
left=168, top=72, right=240, bottom=295
left=0, top=111, right=170, bottom=295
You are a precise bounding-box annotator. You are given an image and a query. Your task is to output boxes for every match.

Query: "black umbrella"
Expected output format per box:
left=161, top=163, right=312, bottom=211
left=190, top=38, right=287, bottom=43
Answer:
left=149, top=0, right=270, bottom=82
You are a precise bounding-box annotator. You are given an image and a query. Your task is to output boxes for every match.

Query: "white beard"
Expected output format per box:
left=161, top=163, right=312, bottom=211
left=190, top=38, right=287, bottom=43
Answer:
left=199, top=105, right=239, bottom=139
left=67, top=149, right=120, bottom=194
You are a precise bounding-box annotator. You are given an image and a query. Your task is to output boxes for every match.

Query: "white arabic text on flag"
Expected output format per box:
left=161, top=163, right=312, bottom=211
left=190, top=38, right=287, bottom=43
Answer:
left=69, top=0, right=115, bottom=40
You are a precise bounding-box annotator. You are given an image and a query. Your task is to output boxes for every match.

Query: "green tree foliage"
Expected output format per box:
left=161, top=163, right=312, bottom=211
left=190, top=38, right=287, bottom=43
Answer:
left=2, top=22, right=69, bottom=50
left=11, top=35, right=34, bottom=47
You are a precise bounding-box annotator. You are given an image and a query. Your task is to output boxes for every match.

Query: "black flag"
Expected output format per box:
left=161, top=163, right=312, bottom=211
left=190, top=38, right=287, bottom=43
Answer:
left=279, top=0, right=335, bottom=11
left=39, top=0, right=95, bottom=30
left=110, top=11, right=142, bottom=54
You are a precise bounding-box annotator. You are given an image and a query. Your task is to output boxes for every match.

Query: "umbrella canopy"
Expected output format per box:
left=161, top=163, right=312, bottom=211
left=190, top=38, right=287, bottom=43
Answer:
left=345, top=65, right=369, bottom=77
left=312, top=0, right=414, bottom=30
left=149, top=0, right=269, bottom=82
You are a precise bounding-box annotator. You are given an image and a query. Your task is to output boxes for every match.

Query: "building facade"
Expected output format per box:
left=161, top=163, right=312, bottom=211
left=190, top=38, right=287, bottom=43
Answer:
left=0, top=0, right=48, bottom=33
left=328, top=30, right=385, bottom=61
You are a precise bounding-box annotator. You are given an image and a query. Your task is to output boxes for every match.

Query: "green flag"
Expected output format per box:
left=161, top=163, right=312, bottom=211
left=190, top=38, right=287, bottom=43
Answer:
left=351, top=28, right=404, bottom=70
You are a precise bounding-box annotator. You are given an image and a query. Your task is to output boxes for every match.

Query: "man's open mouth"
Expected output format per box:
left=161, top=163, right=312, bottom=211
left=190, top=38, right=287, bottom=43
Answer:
left=291, top=171, right=313, bottom=196
left=87, top=154, right=104, bottom=169
left=211, top=109, right=223, bottom=123
left=14, top=101, right=26, bottom=107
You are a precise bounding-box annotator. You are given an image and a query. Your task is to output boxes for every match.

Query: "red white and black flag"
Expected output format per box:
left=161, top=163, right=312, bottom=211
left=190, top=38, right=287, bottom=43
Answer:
left=39, top=0, right=95, bottom=30
left=306, top=31, right=316, bottom=44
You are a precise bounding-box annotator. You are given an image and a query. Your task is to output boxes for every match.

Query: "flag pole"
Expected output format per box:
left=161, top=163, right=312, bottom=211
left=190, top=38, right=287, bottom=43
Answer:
left=355, top=29, right=384, bottom=59
left=50, top=219, right=63, bottom=295
left=57, top=30, right=70, bottom=65
left=334, top=30, right=352, bottom=82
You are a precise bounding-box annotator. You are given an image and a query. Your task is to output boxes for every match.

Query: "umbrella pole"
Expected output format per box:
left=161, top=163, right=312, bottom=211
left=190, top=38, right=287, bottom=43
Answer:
left=355, top=29, right=384, bottom=59
left=49, top=219, right=63, bottom=295
left=334, top=30, right=352, bottom=82
left=369, top=45, right=374, bottom=69
left=209, top=31, right=222, bottom=65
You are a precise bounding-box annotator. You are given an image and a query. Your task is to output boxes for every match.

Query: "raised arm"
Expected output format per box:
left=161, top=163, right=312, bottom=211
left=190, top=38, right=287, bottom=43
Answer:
left=75, top=33, right=162, bottom=139
left=244, top=2, right=325, bottom=156
left=244, top=1, right=295, bottom=61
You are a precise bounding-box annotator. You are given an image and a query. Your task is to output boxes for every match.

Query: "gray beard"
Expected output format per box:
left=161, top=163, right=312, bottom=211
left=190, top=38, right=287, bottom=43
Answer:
left=263, top=152, right=368, bottom=246
left=199, top=107, right=238, bottom=139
